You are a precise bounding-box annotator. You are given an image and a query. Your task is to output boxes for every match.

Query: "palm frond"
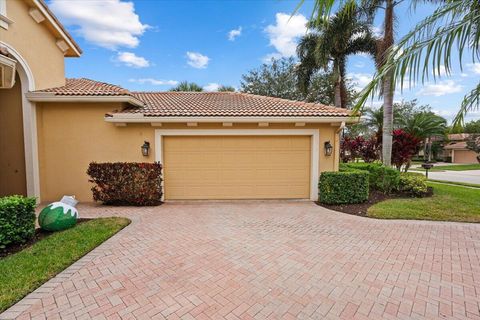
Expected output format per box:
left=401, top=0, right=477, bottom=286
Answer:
left=354, top=0, right=480, bottom=127
left=452, top=83, right=480, bottom=127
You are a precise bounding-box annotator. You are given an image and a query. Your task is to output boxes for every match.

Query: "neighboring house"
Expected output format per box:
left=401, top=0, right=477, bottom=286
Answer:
left=443, top=134, right=479, bottom=164
left=0, top=0, right=355, bottom=202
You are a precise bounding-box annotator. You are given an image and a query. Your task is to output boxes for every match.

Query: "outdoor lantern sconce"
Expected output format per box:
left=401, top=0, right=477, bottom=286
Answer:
left=141, top=141, right=150, bottom=156
left=324, top=141, right=333, bottom=156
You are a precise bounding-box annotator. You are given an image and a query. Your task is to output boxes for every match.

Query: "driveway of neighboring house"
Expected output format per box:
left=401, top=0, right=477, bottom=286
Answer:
left=423, top=170, right=480, bottom=185
left=2, top=202, right=480, bottom=320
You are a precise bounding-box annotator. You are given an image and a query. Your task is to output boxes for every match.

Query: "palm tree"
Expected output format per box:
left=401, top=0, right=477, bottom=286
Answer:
left=365, top=0, right=397, bottom=167
left=400, top=112, right=447, bottom=162
left=356, top=0, right=480, bottom=127
left=169, top=81, right=203, bottom=92
left=297, top=3, right=376, bottom=108
left=295, top=0, right=400, bottom=166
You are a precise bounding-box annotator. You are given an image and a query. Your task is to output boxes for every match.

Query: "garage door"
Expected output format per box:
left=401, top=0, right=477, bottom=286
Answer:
left=454, top=150, right=478, bottom=164
left=163, top=135, right=311, bottom=200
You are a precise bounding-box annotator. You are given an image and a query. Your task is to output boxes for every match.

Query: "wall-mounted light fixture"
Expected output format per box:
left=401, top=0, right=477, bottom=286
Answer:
left=141, top=141, right=150, bottom=156
left=324, top=141, right=333, bottom=156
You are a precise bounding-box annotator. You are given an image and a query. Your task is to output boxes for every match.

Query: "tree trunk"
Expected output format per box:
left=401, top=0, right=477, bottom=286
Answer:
left=333, top=60, right=342, bottom=108
left=382, top=76, right=394, bottom=166
left=380, top=0, right=395, bottom=167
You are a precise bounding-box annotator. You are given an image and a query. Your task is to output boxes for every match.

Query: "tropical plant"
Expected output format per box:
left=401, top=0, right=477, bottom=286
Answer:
left=391, top=129, right=422, bottom=171
left=296, top=0, right=401, bottom=166
left=400, top=112, right=447, bottom=161
left=240, top=57, right=302, bottom=100
left=464, top=120, right=480, bottom=134
left=169, top=81, right=203, bottom=92
left=340, top=135, right=380, bottom=163
left=240, top=57, right=356, bottom=105
left=355, top=0, right=480, bottom=127
left=340, top=136, right=365, bottom=162
left=361, top=136, right=381, bottom=163
left=218, top=85, right=236, bottom=92
left=296, top=2, right=375, bottom=108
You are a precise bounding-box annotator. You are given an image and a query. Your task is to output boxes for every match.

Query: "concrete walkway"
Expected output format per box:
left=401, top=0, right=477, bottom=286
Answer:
left=2, top=202, right=480, bottom=319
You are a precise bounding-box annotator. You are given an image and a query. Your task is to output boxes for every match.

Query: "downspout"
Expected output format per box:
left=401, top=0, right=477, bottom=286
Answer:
left=334, top=121, right=346, bottom=171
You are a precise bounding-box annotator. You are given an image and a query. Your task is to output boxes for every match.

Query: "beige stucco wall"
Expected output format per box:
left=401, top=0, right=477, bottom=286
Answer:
left=0, top=73, right=27, bottom=196
left=36, top=102, right=341, bottom=202
left=1, top=0, right=66, bottom=89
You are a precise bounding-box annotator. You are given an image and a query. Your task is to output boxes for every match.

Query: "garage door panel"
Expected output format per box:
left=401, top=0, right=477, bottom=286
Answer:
left=163, top=135, right=311, bottom=200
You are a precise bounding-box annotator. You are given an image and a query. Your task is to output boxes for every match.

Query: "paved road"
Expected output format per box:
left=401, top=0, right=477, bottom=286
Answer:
left=3, top=202, right=480, bottom=319
left=420, top=170, right=480, bottom=184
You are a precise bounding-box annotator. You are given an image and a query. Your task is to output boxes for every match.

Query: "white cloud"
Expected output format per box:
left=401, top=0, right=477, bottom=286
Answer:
left=50, top=0, right=149, bottom=50
left=431, top=64, right=450, bottom=77
left=228, top=27, right=242, bottom=41
left=371, top=26, right=382, bottom=37
left=354, top=61, right=365, bottom=68
left=468, top=63, right=480, bottom=75
left=417, top=80, right=463, bottom=97
left=264, top=12, right=308, bottom=59
left=129, top=78, right=178, bottom=86
left=116, top=52, right=150, bottom=68
left=203, top=83, right=221, bottom=92
left=347, top=73, right=373, bottom=91
left=186, top=51, right=210, bottom=69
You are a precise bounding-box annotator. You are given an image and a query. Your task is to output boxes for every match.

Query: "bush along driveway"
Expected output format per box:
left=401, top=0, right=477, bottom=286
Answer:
left=3, top=202, right=480, bottom=319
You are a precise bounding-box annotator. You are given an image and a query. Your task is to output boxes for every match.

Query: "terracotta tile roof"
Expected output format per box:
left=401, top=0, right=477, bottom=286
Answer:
left=120, top=92, right=350, bottom=117
left=447, top=133, right=472, bottom=141
left=444, top=141, right=469, bottom=150
left=34, top=79, right=351, bottom=118
left=35, top=78, right=132, bottom=96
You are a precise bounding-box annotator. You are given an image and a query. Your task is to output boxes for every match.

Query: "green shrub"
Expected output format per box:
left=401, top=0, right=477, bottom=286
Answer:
left=0, top=195, right=37, bottom=249
left=399, top=172, right=428, bottom=196
left=319, top=171, right=369, bottom=204
left=87, top=162, right=163, bottom=206
left=341, top=163, right=400, bottom=193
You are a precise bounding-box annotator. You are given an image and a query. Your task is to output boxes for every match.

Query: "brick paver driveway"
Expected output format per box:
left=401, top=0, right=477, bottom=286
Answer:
left=3, top=201, right=480, bottom=319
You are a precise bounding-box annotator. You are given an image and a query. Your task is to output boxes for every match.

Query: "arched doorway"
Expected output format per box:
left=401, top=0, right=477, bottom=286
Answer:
left=0, top=42, right=39, bottom=199
left=0, top=71, right=27, bottom=196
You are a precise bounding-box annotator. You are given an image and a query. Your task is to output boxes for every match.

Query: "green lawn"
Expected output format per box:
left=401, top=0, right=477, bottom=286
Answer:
left=412, top=163, right=480, bottom=171
left=368, top=183, right=480, bottom=222
left=0, top=217, right=130, bottom=312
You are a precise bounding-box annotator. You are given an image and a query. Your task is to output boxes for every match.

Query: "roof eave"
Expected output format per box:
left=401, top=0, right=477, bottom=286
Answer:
left=26, top=92, right=144, bottom=107
left=104, top=115, right=359, bottom=124
left=31, top=0, right=82, bottom=57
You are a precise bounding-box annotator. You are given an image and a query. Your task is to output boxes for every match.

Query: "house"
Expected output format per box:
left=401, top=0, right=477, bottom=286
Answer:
left=443, top=134, right=479, bottom=164
left=0, top=0, right=355, bottom=202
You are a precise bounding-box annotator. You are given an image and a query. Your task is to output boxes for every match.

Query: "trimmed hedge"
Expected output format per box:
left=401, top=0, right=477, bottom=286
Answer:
left=399, top=172, right=428, bottom=197
left=87, top=162, right=163, bottom=206
left=319, top=171, right=369, bottom=204
left=341, top=162, right=400, bottom=194
left=0, top=195, right=37, bottom=249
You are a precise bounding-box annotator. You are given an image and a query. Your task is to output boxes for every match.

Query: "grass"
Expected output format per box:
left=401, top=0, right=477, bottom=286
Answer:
left=429, top=180, right=480, bottom=189
left=368, top=183, right=480, bottom=222
left=0, top=217, right=130, bottom=312
left=412, top=163, right=480, bottom=171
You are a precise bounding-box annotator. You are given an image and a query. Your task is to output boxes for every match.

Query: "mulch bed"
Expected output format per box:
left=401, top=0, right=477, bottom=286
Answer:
left=317, top=188, right=433, bottom=217
left=0, top=218, right=91, bottom=259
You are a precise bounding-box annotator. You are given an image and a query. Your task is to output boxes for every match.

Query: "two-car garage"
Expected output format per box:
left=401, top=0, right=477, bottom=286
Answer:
left=158, top=130, right=319, bottom=200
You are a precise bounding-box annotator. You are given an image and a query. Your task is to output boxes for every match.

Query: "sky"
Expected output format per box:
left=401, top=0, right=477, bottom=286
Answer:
left=48, top=0, right=480, bottom=124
